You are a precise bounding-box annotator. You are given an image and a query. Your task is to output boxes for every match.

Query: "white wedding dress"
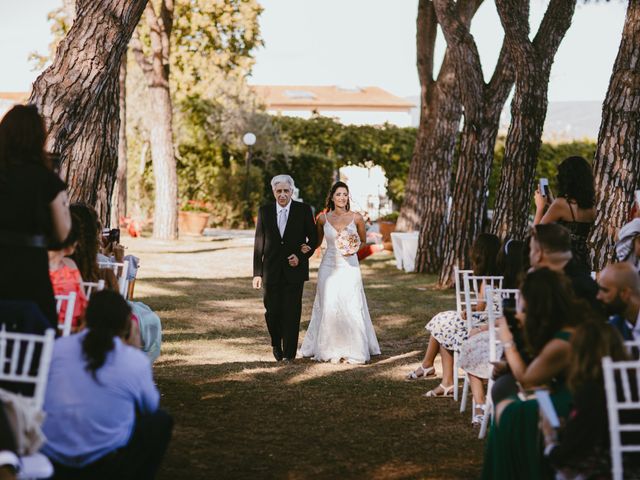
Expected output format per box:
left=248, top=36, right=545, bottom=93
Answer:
left=300, top=216, right=381, bottom=364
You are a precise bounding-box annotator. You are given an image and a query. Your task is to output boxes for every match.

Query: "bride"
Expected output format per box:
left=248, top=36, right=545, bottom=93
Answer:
left=300, top=181, right=380, bottom=364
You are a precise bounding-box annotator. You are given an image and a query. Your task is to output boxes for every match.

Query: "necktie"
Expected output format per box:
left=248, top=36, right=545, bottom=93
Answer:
left=278, top=208, right=287, bottom=237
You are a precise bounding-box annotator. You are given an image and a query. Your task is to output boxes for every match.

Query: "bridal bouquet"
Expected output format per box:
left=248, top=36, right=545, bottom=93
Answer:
left=335, top=230, right=361, bottom=256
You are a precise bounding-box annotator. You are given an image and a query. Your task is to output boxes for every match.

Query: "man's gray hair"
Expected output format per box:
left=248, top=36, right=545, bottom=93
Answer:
left=270, top=174, right=295, bottom=190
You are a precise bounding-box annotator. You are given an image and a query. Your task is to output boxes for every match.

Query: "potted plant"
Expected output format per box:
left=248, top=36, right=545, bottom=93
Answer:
left=377, top=212, right=398, bottom=251
left=179, top=200, right=212, bottom=235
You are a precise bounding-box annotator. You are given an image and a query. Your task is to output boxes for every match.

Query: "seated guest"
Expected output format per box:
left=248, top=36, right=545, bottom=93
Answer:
left=49, top=226, right=88, bottom=332
left=459, top=238, right=526, bottom=425
left=616, top=218, right=640, bottom=274
left=41, top=290, right=172, bottom=479
left=491, top=225, right=601, bottom=406
left=528, top=223, right=600, bottom=310
left=542, top=321, right=628, bottom=478
left=598, top=262, right=640, bottom=342
left=69, top=204, right=119, bottom=292
left=482, top=268, right=582, bottom=480
left=406, top=234, right=501, bottom=400
left=533, top=155, right=596, bottom=271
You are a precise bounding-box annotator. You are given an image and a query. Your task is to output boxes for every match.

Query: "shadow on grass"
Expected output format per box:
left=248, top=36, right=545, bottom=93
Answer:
left=136, top=256, right=482, bottom=479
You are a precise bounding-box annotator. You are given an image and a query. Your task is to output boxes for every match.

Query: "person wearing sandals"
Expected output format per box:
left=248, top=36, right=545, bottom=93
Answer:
left=533, top=156, right=596, bottom=272
left=406, top=233, right=501, bottom=399
left=458, top=239, right=526, bottom=425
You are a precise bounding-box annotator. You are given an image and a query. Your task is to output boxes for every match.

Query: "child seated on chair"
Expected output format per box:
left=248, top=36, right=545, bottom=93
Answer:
left=48, top=226, right=88, bottom=333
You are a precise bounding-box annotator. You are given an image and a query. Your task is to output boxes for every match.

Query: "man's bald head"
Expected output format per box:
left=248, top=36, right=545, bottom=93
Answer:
left=600, top=262, right=640, bottom=294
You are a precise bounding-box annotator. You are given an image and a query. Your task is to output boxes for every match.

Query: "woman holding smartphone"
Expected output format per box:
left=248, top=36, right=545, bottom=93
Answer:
left=533, top=156, right=596, bottom=271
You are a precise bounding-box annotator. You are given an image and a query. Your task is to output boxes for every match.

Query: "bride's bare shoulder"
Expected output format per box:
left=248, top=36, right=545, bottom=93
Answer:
left=353, top=212, right=365, bottom=224
left=317, top=211, right=328, bottom=224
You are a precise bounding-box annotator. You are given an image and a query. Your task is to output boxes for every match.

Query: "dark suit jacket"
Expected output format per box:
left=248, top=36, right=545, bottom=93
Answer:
left=253, top=201, right=318, bottom=285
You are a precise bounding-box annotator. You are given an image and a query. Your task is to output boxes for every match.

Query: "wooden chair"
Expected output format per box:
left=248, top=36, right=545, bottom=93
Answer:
left=54, top=292, right=77, bottom=337
left=0, top=326, right=56, bottom=479
left=602, top=356, right=640, bottom=480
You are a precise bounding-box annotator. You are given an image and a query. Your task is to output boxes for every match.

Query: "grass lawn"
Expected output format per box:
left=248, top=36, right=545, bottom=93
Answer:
left=129, top=234, right=484, bottom=479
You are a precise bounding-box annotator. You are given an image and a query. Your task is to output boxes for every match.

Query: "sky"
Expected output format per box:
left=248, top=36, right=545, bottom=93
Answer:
left=0, top=0, right=629, bottom=102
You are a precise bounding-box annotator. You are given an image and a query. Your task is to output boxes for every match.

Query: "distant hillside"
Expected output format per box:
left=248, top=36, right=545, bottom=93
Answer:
left=407, top=96, right=602, bottom=141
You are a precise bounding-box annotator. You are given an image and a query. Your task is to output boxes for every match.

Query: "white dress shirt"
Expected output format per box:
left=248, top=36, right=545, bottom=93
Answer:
left=276, top=201, right=292, bottom=237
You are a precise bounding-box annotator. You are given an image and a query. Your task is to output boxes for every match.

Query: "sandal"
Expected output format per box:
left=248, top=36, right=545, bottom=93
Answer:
left=472, top=405, right=486, bottom=425
left=423, top=383, right=454, bottom=398
left=406, top=365, right=436, bottom=380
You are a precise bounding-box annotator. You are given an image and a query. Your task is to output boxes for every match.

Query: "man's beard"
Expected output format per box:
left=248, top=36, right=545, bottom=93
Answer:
left=604, top=295, right=627, bottom=316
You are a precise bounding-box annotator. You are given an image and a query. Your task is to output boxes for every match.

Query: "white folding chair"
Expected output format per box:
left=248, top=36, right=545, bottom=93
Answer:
left=452, top=266, right=473, bottom=401
left=55, top=292, right=77, bottom=337
left=602, top=356, right=640, bottom=480
left=98, top=260, right=129, bottom=298
left=80, top=279, right=105, bottom=299
left=458, top=273, right=503, bottom=412
left=477, top=286, right=520, bottom=439
left=0, top=326, right=56, bottom=480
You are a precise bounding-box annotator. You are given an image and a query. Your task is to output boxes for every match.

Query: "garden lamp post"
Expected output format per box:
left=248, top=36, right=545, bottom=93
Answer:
left=242, top=132, right=257, bottom=226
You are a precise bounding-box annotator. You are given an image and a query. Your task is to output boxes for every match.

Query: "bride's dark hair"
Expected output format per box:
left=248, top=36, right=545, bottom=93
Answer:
left=325, top=181, right=350, bottom=211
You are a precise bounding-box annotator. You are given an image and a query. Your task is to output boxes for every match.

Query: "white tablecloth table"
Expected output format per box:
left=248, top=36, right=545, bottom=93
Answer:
left=390, top=231, right=419, bottom=272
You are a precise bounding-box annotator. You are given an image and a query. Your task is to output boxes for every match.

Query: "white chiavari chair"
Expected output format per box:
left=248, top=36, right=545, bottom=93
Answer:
left=54, top=292, right=77, bottom=337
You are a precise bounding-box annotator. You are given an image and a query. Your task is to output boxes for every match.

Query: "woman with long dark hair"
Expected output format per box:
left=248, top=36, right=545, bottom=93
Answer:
left=482, top=268, right=583, bottom=479
left=42, top=290, right=172, bottom=479
left=0, top=105, right=71, bottom=327
left=534, top=155, right=596, bottom=270
left=300, top=181, right=380, bottom=363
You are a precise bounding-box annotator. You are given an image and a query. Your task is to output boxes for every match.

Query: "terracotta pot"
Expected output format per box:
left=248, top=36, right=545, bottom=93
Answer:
left=179, top=211, right=211, bottom=235
left=378, top=221, right=396, bottom=241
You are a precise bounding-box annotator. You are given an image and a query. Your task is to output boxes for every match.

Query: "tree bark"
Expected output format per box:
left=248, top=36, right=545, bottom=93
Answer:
left=590, top=0, right=640, bottom=268
left=131, top=1, right=178, bottom=240
left=111, top=59, right=128, bottom=228
left=29, top=0, right=148, bottom=225
left=398, top=0, right=483, bottom=274
left=491, top=0, right=577, bottom=241
left=433, top=0, right=514, bottom=288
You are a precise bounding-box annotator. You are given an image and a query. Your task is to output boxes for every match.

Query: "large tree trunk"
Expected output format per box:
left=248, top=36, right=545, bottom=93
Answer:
left=491, top=0, right=577, bottom=241
left=411, top=0, right=483, bottom=274
left=29, top=0, right=148, bottom=225
left=149, top=86, right=178, bottom=239
left=433, top=0, right=514, bottom=287
left=396, top=0, right=437, bottom=233
left=111, top=59, right=128, bottom=228
left=131, top=1, right=178, bottom=240
left=590, top=0, right=640, bottom=268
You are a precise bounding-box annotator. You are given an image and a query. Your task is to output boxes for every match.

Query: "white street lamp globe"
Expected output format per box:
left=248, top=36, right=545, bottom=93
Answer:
left=242, top=132, right=256, bottom=146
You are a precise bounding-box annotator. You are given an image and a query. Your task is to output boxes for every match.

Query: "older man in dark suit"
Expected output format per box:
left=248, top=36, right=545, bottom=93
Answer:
left=252, top=175, right=318, bottom=362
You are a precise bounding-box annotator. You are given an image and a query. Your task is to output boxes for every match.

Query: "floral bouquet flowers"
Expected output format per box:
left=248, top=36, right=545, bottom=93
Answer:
left=335, top=229, right=361, bottom=256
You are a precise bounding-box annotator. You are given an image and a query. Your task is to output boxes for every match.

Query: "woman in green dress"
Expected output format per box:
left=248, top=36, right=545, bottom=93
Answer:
left=482, top=268, right=588, bottom=480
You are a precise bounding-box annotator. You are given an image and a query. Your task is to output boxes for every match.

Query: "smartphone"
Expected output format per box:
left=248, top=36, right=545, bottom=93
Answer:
left=539, top=178, right=550, bottom=197
left=502, top=297, right=519, bottom=332
left=102, top=228, right=120, bottom=244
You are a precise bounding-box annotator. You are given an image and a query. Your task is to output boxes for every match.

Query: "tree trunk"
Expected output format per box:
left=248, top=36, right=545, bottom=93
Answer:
left=111, top=59, right=128, bottom=228
left=149, top=86, right=178, bottom=239
left=398, top=0, right=482, bottom=274
left=491, top=0, right=577, bottom=241
left=396, top=0, right=438, bottom=233
left=590, top=0, right=640, bottom=268
left=433, top=0, right=514, bottom=287
left=29, top=0, right=148, bottom=225
left=131, top=1, right=178, bottom=240
left=438, top=107, right=505, bottom=287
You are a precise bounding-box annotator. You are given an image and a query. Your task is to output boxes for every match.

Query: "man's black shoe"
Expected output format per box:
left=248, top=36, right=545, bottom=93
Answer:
left=272, top=346, right=283, bottom=361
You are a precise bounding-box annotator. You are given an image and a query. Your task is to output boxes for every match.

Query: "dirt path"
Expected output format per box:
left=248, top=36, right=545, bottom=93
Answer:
left=128, top=235, right=484, bottom=479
